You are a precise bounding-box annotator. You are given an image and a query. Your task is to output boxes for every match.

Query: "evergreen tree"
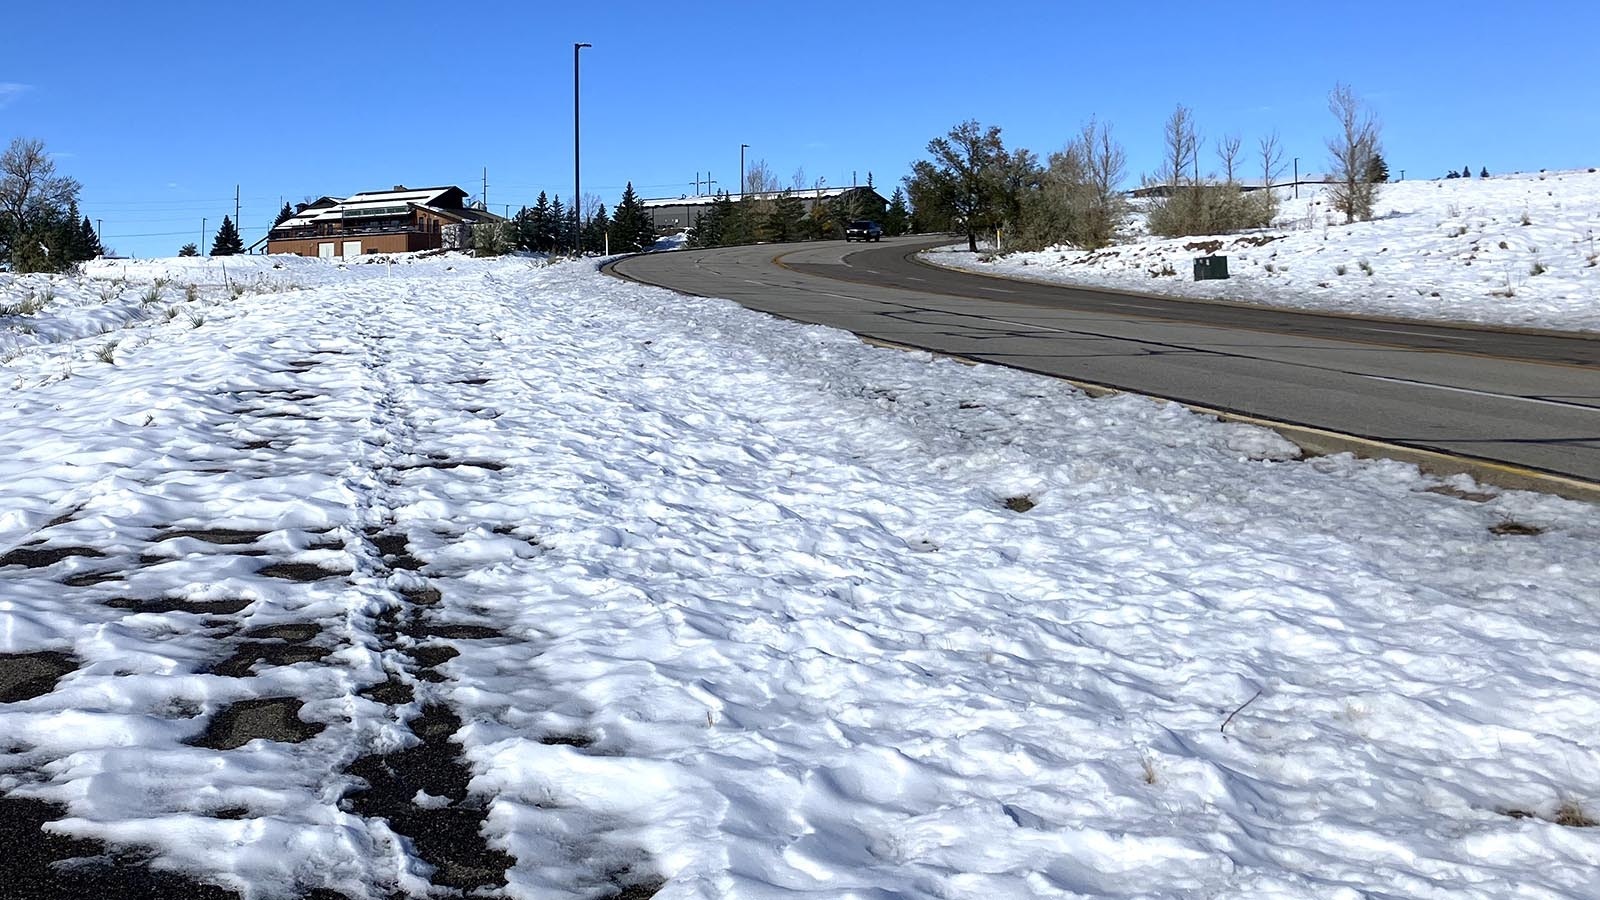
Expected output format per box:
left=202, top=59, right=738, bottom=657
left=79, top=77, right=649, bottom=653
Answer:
left=210, top=215, right=243, bottom=256
left=274, top=202, right=295, bottom=226
left=1461, top=166, right=1472, bottom=178
left=763, top=190, right=806, bottom=243
left=563, top=203, right=580, bottom=254
left=1365, top=153, right=1390, bottom=184
left=1446, top=170, right=1460, bottom=179
left=607, top=183, right=655, bottom=253
left=1480, top=166, right=1490, bottom=179
left=883, top=187, right=911, bottom=236
left=179, top=242, right=199, bottom=257
left=77, top=216, right=103, bottom=260
left=806, top=197, right=835, bottom=240
left=582, top=203, right=610, bottom=252
left=549, top=195, right=568, bottom=254
left=530, top=192, right=554, bottom=253
left=512, top=205, right=533, bottom=251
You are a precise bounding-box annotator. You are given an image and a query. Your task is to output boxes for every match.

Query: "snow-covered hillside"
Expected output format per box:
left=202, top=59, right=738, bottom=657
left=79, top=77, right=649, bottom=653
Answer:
left=928, top=169, right=1600, bottom=333
left=2, top=255, right=1599, bottom=899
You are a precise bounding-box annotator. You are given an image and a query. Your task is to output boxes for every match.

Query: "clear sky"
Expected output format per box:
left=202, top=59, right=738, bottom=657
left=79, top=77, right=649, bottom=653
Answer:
left=3, top=0, right=1595, bottom=258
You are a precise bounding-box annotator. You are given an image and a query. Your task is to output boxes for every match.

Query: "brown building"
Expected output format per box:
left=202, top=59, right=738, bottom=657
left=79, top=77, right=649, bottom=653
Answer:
left=261, top=186, right=504, bottom=257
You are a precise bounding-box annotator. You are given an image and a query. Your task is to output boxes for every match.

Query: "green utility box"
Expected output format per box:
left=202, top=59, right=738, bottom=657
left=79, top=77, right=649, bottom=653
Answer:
left=1193, top=255, right=1229, bottom=281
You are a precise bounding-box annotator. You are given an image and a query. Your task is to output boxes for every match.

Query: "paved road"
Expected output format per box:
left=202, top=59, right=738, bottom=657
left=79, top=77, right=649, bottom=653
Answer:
left=609, top=236, right=1600, bottom=485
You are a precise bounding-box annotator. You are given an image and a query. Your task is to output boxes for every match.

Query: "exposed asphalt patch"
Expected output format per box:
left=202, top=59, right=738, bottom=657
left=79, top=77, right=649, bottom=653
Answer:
left=0, top=545, right=107, bottom=569
left=0, top=651, right=78, bottom=703
left=158, top=528, right=267, bottom=546
left=188, top=697, right=325, bottom=750
left=538, top=733, right=595, bottom=749
left=256, top=561, right=351, bottom=582
left=358, top=675, right=416, bottom=706
left=242, top=623, right=321, bottom=643
left=208, top=640, right=331, bottom=678
left=105, top=597, right=254, bottom=616
left=399, top=585, right=442, bottom=606
left=426, top=625, right=504, bottom=641
left=62, top=569, right=126, bottom=587
left=392, top=459, right=507, bottom=473
left=410, top=645, right=459, bottom=683
left=342, top=704, right=513, bottom=893
left=0, top=795, right=243, bottom=900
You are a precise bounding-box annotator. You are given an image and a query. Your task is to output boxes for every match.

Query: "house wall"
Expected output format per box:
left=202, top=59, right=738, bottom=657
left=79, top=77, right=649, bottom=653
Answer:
left=266, top=231, right=436, bottom=258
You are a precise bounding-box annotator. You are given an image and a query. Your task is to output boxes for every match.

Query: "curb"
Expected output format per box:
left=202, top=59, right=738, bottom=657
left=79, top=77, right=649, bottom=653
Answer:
left=854, top=334, right=1600, bottom=505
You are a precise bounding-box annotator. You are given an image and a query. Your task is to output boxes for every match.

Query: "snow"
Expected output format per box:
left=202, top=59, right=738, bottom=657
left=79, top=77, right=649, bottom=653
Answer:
left=3, top=252, right=1599, bottom=898
left=926, top=168, right=1600, bottom=333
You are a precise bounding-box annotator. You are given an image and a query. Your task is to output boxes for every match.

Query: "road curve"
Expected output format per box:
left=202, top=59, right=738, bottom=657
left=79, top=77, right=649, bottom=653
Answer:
left=608, top=236, right=1600, bottom=489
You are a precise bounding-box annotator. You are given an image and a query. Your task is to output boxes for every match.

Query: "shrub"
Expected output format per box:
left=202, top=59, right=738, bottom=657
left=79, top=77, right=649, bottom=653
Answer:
left=471, top=222, right=517, bottom=257
left=1335, top=263, right=1348, bottom=275
left=1358, top=259, right=1373, bottom=275
left=1146, top=184, right=1274, bottom=238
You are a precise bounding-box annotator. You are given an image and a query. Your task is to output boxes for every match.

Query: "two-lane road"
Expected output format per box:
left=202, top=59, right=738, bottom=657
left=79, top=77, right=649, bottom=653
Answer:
left=609, top=236, right=1600, bottom=488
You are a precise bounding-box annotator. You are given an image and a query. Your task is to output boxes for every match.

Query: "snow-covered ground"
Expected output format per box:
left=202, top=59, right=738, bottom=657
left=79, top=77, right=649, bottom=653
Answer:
left=2, top=254, right=1599, bottom=899
left=926, top=169, right=1600, bottom=333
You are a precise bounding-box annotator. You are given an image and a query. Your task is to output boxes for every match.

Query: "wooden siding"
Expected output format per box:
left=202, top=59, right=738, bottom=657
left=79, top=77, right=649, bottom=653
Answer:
left=266, top=231, right=437, bottom=257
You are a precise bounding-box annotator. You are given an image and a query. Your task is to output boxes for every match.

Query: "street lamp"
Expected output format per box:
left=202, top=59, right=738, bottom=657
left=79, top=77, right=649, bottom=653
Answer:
left=574, top=42, right=591, bottom=252
left=740, top=143, right=749, bottom=198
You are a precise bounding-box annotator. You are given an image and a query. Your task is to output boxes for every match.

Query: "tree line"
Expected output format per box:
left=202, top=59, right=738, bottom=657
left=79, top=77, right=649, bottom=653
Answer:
left=685, top=180, right=910, bottom=250
left=0, top=138, right=105, bottom=272
left=472, top=182, right=656, bottom=257
left=903, top=83, right=1389, bottom=254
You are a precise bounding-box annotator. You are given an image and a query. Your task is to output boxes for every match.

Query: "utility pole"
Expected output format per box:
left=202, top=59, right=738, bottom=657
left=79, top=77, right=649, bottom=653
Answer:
left=234, top=185, right=240, bottom=235
left=95, top=219, right=102, bottom=245
left=1293, top=157, right=1299, bottom=199
left=482, top=167, right=488, bottom=210
left=574, top=41, right=592, bottom=252
left=201, top=217, right=206, bottom=254
left=740, top=144, right=749, bottom=197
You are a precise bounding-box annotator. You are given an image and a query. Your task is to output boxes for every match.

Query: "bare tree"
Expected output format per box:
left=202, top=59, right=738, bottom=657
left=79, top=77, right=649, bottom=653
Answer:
left=1258, top=131, right=1285, bottom=188
left=1012, top=118, right=1127, bottom=251
left=1326, top=83, right=1382, bottom=223
left=790, top=166, right=808, bottom=191
left=1154, top=104, right=1200, bottom=189
left=1216, top=133, right=1243, bottom=185
left=0, top=138, right=80, bottom=233
left=1080, top=118, right=1128, bottom=246
left=743, top=158, right=780, bottom=196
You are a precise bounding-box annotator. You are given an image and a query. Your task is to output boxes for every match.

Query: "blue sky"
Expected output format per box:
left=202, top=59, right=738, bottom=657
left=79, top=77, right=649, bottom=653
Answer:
left=3, top=0, right=1595, bottom=258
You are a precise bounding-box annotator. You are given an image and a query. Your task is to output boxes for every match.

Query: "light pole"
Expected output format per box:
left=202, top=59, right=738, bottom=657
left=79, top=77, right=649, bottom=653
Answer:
left=740, top=143, right=749, bottom=198
left=574, top=41, right=591, bottom=252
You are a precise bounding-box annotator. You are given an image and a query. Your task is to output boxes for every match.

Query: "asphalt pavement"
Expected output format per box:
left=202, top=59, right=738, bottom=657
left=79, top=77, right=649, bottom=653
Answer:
left=609, top=236, right=1600, bottom=490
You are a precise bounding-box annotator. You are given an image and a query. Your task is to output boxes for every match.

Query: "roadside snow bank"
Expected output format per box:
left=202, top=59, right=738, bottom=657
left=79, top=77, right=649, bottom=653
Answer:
left=928, top=168, right=1600, bottom=333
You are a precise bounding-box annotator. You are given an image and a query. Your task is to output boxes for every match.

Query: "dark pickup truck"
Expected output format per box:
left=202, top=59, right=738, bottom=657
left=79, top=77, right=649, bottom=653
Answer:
left=844, top=220, right=883, bottom=242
